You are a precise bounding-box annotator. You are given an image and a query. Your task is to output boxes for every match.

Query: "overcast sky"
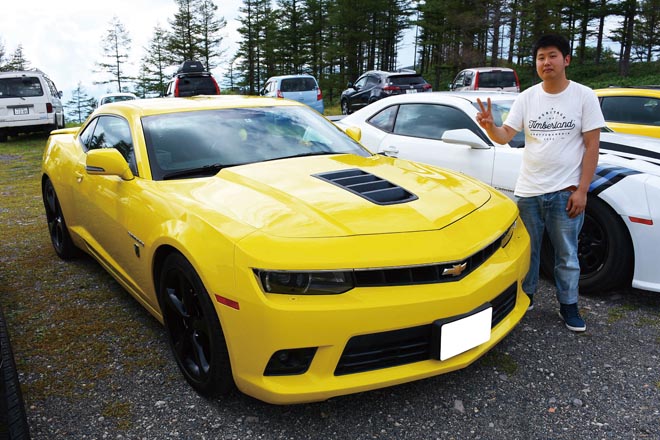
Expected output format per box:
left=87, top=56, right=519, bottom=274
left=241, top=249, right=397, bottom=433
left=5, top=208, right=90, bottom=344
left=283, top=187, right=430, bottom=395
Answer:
left=0, top=0, right=249, bottom=100
left=2, top=0, right=417, bottom=103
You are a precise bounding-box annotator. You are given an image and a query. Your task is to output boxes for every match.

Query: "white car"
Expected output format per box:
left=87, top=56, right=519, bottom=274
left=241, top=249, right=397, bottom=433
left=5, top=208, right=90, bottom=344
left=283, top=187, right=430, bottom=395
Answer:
left=0, top=69, right=65, bottom=141
left=336, top=91, right=660, bottom=294
left=97, top=92, right=138, bottom=107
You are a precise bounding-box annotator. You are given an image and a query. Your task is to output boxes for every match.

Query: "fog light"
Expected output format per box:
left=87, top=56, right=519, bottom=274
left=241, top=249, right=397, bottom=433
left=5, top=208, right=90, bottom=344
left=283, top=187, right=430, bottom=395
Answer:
left=264, top=347, right=318, bottom=376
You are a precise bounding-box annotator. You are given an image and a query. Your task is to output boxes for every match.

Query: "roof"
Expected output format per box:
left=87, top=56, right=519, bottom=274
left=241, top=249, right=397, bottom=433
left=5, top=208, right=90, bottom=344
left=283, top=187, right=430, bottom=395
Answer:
left=94, top=95, right=302, bottom=117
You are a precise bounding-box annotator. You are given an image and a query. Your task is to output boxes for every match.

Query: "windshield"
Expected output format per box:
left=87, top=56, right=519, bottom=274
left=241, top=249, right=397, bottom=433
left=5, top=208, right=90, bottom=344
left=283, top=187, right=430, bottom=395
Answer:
left=142, top=106, right=371, bottom=180
left=471, top=99, right=525, bottom=148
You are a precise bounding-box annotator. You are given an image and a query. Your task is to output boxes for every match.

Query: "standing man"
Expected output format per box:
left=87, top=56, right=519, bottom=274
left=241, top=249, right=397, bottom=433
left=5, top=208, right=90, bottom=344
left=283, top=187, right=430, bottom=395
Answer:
left=475, top=34, right=604, bottom=332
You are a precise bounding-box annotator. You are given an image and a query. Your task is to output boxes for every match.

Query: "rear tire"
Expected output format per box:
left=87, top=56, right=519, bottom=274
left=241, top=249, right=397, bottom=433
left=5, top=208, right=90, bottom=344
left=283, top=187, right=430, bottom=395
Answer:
left=42, top=178, right=78, bottom=259
left=158, top=253, right=234, bottom=397
left=540, top=195, right=633, bottom=294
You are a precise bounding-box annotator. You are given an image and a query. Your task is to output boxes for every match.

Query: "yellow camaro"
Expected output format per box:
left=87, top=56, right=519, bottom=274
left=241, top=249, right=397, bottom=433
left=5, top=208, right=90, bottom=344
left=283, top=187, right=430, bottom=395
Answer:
left=41, top=96, right=530, bottom=404
left=595, top=87, right=660, bottom=138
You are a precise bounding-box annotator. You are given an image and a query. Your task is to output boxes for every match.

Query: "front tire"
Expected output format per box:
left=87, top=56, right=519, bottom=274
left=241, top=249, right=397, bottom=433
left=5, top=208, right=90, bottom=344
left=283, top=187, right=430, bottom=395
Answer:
left=540, top=195, right=633, bottom=294
left=42, top=178, right=77, bottom=259
left=158, top=253, right=233, bottom=397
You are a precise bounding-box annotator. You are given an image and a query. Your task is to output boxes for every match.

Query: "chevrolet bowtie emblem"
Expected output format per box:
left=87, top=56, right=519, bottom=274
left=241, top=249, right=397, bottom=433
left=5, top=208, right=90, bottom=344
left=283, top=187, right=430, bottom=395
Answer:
left=443, top=262, right=467, bottom=277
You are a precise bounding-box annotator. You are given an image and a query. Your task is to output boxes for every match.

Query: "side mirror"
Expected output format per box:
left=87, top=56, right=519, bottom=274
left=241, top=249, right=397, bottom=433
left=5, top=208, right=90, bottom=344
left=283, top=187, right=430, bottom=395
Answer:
left=345, top=126, right=361, bottom=142
left=441, top=129, right=491, bottom=150
left=347, top=82, right=353, bottom=89
left=86, top=148, right=134, bottom=180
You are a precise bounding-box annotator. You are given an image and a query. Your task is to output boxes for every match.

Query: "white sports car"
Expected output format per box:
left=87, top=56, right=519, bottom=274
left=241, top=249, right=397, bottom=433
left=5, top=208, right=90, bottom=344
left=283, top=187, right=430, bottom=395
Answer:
left=336, top=91, right=660, bottom=294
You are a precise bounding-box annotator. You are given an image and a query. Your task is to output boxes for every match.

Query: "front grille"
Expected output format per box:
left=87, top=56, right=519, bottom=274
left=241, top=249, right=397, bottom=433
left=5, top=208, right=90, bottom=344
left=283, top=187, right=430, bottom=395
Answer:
left=314, top=168, right=418, bottom=205
left=335, top=282, right=518, bottom=376
left=354, top=228, right=507, bottom=287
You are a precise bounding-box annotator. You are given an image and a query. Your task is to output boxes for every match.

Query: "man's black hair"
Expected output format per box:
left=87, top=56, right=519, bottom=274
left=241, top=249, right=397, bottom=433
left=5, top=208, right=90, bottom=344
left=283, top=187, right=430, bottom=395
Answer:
left=532, top=34, right=571, bottom=59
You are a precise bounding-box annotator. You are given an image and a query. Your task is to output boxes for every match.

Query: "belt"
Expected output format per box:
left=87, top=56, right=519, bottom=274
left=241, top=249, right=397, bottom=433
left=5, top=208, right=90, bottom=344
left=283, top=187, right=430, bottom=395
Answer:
left=561, top=185, right=578, bottom=192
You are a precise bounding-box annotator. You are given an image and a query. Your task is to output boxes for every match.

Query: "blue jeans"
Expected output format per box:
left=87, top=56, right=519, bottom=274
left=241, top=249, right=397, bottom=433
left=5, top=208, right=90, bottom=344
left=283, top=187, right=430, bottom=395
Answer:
left=517, top=191, right=584, bottom=305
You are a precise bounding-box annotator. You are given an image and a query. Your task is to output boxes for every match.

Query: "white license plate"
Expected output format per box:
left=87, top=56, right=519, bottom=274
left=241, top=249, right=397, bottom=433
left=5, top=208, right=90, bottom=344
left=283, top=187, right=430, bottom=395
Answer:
left=440, top=307, right=492, bottom=361
left=405, top=89, right=417, bottom=94
left=13, top=107, right=29, bottom=115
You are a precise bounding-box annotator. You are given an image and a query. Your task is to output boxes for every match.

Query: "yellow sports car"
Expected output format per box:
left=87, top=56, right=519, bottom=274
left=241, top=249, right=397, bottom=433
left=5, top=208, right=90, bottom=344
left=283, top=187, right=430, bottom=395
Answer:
left=595, top=87, right=660, bottom=138
left=41, top=96, right=530, bottom=404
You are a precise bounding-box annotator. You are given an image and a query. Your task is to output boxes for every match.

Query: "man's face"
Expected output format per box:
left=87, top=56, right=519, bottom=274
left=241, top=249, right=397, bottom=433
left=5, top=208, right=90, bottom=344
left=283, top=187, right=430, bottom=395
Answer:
left=535, top=46, right=570, bottom=81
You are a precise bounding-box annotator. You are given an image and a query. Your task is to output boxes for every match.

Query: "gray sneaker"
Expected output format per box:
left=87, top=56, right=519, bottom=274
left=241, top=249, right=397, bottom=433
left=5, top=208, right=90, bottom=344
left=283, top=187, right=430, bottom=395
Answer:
left=526, top=295, right=534, bottom=311
left=559, top=303, right=586, bottom=332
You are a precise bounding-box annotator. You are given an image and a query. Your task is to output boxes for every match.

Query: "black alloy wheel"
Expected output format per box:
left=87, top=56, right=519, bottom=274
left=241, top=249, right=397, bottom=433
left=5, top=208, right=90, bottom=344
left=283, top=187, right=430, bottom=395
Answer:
left=42, top=178, right=77, bottom=259
left=158, top=253, right=233, bottom=397
left=540, top=195, right=633, bottom=294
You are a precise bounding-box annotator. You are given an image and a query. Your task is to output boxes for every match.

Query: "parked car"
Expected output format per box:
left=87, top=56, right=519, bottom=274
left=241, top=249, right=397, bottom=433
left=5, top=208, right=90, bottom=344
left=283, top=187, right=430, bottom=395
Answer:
left=595, top=87, right=660, bottom=138
left=41, top=95, right=530, bottom=404
left=336, top=91, right=660, bottom=295
left=260, top=74, right=324, bottom=114
left=340, top=70, right=431, bottom=115
left=449, top=67, right=520, bottom=93
left=0, top=69, right=65, bottom=141
left=164, top=60, right=220, bottom=97
left=97, top=92, right=138, bottom=107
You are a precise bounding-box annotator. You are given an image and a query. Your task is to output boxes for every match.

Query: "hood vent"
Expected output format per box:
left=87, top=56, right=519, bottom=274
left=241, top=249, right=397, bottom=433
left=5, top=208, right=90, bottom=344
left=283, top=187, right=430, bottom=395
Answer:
left=314, top=168, right=418, bottom=205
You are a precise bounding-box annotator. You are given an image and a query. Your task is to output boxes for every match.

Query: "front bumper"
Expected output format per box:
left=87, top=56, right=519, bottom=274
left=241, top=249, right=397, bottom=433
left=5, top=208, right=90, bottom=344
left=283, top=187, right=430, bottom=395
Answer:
left=212, top=219, right=530, bottom=404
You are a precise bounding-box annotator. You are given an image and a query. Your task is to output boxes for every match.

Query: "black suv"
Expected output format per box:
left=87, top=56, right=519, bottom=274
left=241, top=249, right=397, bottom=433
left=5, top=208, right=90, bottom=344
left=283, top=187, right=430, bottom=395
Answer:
left=165, top=60, right=220, bottom=97
left=340, top=70, right=431, bottom=114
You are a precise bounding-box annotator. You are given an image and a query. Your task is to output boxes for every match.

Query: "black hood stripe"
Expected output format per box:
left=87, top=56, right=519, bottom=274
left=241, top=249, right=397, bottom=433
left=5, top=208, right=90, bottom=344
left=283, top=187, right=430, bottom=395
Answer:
left=600, top=141, right=660, bottom=162
left=590, top=164, right=641, bottom=196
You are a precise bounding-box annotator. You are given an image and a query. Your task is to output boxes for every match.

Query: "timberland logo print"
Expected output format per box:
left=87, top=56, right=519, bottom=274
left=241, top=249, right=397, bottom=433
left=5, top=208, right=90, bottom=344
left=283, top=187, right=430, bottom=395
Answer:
left=528, top=108, right=575, bottom=141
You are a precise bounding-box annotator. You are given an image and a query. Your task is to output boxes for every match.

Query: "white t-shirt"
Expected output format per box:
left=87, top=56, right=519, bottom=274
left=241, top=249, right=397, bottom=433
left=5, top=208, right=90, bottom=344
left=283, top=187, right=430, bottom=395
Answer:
left=504, top=81, right=605, bottom=197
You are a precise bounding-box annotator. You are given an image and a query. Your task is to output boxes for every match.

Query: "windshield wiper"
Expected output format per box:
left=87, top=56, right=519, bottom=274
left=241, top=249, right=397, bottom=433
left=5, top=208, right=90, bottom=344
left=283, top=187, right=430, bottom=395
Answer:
left=280, top=151, right=338, bottom=160
left=162, top=163, right=226, bottom=180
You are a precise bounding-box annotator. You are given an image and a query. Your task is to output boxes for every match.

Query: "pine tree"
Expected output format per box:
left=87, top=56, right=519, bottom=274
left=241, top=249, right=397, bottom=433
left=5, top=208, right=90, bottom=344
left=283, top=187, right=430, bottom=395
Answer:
left=5, top=44, right=31, bottom=71
left=65, top=82, right=96, bottom=124
left=95, top=16, right=132, bottom=92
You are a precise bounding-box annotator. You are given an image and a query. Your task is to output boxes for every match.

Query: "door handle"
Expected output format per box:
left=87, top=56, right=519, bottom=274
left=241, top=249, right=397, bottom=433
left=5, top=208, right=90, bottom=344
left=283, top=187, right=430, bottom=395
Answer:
left=381, top=146, right=399, bottom=157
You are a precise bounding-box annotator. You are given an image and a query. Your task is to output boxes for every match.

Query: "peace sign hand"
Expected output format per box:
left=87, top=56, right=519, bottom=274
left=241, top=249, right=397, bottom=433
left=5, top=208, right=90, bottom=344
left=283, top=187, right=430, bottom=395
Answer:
left=475, top=97, right=494, bottom=130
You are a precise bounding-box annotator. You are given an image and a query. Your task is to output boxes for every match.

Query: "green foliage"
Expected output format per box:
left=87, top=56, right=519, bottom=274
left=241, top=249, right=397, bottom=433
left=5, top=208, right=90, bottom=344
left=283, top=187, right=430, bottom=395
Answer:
left=65, top=82, right=96, bottom=124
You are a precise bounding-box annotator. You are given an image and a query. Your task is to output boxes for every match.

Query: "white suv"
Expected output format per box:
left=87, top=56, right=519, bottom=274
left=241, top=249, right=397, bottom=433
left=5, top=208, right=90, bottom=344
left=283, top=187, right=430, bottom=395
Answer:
left=0, top=69, right=65, bottom=142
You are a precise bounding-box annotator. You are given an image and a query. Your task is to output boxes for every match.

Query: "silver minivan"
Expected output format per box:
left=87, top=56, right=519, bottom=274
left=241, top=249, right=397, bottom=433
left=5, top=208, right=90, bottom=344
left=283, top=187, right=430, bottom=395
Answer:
left=260, top=74, right=324, bottom=114
left=449, top=67, right=520, bottom=93
left=0, top=69, right=65, bottom=141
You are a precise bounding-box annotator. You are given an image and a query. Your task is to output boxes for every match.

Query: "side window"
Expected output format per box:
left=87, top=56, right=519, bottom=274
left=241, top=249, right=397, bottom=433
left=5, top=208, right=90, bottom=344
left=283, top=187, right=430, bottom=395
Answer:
left=393, top=104, right=477, bottom=140
left=45, top=78, right=59, bottom=97
left=454, top=72, right=465, bottom=87
left=464, top=71, right=474, bottom=86
left=603, top=96, right=660, bottom=125
left=367, top=105, right=398, bottom=132
left=79, top=118, right=99, bottom=150
left=366, top=75, right=380, bottom=87
left=82, top=116, right=137, bottom=175
left=354, top=77, right=367, bottom=89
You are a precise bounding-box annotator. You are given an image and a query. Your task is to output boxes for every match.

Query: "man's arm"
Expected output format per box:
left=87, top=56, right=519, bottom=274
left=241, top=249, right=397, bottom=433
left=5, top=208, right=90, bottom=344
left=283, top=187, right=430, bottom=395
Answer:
left=476, top=97, right=519, bottom=145
left=566, top=128, right=600, bottom=218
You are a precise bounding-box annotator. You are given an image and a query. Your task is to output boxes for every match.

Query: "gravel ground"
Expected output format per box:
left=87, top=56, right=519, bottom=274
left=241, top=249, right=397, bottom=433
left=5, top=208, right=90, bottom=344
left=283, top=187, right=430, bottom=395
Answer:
left=18, top=273, right=660, bottom=440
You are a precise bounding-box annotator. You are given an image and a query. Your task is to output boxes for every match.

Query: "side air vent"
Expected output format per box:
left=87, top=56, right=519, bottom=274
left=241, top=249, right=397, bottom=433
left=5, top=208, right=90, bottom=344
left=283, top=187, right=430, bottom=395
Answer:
left=314, top=169, right=418, bottom=205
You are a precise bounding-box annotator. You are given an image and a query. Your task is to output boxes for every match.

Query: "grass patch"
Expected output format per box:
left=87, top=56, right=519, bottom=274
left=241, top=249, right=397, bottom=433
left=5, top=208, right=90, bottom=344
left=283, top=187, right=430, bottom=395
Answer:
left=480, top=350, right=518, bottom=376
left=0, top=133, right=166, bottom=420
left=607, top=304, right=637, bottom=324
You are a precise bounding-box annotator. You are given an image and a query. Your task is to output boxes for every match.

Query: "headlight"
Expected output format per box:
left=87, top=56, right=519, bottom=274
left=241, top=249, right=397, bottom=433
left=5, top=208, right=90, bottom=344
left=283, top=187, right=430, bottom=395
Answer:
left=254, top=269, right=354, bottom=294
left=500, top=220, right=517, bottom=248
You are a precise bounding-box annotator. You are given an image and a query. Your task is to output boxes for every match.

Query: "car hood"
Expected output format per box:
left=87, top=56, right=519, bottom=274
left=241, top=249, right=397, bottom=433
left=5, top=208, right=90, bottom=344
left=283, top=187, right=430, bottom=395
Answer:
left=171, top=154, right=492, bottom=238
left=600, top=131, right=660, bottom=175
